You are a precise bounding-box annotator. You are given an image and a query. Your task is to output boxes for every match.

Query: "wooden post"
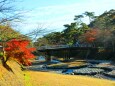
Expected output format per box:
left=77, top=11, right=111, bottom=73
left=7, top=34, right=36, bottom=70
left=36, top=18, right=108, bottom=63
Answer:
left=85, top=49, right=90, bottom=61
left=45, top=51, right=51, bottom=62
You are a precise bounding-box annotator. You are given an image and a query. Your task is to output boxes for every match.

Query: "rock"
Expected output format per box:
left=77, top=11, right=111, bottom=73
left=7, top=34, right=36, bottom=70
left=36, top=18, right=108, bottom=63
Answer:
left=74, top=68, right=104, bottom=75
left=104, top=70, right=115, bottom=78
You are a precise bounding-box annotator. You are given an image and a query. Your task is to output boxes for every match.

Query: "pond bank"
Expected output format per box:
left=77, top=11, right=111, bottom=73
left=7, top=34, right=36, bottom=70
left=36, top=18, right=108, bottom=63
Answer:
left=27, top=60, right=115, bottom=81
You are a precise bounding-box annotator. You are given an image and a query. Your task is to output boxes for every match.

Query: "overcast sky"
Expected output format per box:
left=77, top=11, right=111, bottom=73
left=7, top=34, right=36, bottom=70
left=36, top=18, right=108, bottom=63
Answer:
left=15, top=0, right=115, bottom=34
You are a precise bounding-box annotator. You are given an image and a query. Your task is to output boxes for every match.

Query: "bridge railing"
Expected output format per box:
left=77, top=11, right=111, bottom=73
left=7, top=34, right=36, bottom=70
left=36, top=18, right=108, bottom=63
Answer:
left=38, top=44, right=93, bottom=50
left=38, top=45, right=70, bottom=50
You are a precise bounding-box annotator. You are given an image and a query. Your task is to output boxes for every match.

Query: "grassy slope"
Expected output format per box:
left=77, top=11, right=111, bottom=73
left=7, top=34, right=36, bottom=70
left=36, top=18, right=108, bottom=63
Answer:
left=0, top=60, right=31, bottom=86
left=28, top=71, right=115, bottom=86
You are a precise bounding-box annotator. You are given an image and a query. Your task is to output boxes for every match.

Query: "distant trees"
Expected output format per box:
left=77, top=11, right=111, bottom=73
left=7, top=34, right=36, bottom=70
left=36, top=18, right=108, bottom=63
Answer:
left=63, top=23, right=78, bottom=45
left=45, top=32, right=63, bottom=45
left=34, top=38, right=49, bottom=47
left=78, top=10, right=115, bottom=48
left=35, top=32, right=63, bottom=48
left=35, top=10, right=115, bottom=47
left=89, top=10, right=115, bottom=58
left=90, top=9, right=115, bottom=29
left=80, top=29, right=98, bottom=44
left=0, top=25, right=20, bottom=41
left=74, top=15, right=83, bottom=24
left=83, top=11, right=96, bottom=24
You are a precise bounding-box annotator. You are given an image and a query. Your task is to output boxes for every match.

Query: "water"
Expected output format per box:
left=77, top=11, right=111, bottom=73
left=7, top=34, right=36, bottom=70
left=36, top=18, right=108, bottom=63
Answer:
left=51, top=60, right=60, bottom=63
left=38, top=56, right=45, bottom=61
left=38, top=56, right=61, bottom=63
left=62, top=69, right=73, bottom=74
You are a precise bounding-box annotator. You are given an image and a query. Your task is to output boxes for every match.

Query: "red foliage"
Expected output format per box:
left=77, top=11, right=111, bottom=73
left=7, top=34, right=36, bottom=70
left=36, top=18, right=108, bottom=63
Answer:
left=5, top=39, right=36, bottom=66
left=84, top=29, right=98, bottom=43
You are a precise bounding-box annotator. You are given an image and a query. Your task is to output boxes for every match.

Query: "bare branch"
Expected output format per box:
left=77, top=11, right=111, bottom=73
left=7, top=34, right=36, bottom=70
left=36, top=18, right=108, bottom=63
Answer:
left=0, top=0, right=22, bottom=24
left=24, top=24, right=53, bottom=41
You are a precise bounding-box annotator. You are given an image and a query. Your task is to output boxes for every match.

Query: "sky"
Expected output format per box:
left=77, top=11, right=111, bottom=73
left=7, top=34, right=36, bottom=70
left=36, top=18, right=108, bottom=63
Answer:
left=15, top=0, right=115, bottom=35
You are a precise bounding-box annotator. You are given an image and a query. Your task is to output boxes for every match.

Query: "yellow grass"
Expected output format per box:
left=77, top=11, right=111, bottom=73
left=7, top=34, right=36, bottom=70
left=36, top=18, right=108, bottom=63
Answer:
left=27, top=71, right=115, bottom=86
left=48, top=60, right=86, bottom=68
left=63, top=61, right=86, bottom=67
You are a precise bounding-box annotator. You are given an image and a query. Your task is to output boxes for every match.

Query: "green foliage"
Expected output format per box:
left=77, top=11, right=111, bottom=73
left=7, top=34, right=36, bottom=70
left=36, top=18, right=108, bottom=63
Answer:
left=83, top=11, right=96, bottom=23
left=34, top=37, right=49, bottom=47
left=0, top=25, right=20, bottom=41
left=0, top=52, right=3, bottom=57
left=36, top=32, right=64, bottom=46
left=90, top=9, right=115, bottom=29
left=44, top=32, right=63, bottom=45
left=63, top=22, right=79, bottom=45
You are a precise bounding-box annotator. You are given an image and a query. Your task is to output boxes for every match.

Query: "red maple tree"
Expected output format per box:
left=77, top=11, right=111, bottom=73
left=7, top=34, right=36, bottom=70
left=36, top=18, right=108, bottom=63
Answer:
left=5, top=39, right=36, bottom=66
left=84, top=29, right=98, bottom=43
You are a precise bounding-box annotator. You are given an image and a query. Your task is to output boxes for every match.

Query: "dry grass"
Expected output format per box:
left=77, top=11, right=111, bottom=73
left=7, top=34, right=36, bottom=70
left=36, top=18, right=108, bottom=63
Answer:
left=63, top=60, right=86, bottom=67
left=28, top=71, right=115, bottom=86
left=48, top=60, right=86, bottom=68
left=48, top=63, right=68, bottom=68
left=0, top=60, right=26, bottom=86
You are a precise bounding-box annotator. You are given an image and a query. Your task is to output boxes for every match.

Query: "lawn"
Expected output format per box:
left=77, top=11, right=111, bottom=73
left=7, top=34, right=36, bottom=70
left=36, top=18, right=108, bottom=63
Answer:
left=27, top=71, right=115, bottom=86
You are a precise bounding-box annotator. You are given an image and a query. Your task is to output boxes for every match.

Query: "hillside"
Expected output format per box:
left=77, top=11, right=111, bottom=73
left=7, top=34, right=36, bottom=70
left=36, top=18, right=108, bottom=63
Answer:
left=0, top=60, right=30, bottom=86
